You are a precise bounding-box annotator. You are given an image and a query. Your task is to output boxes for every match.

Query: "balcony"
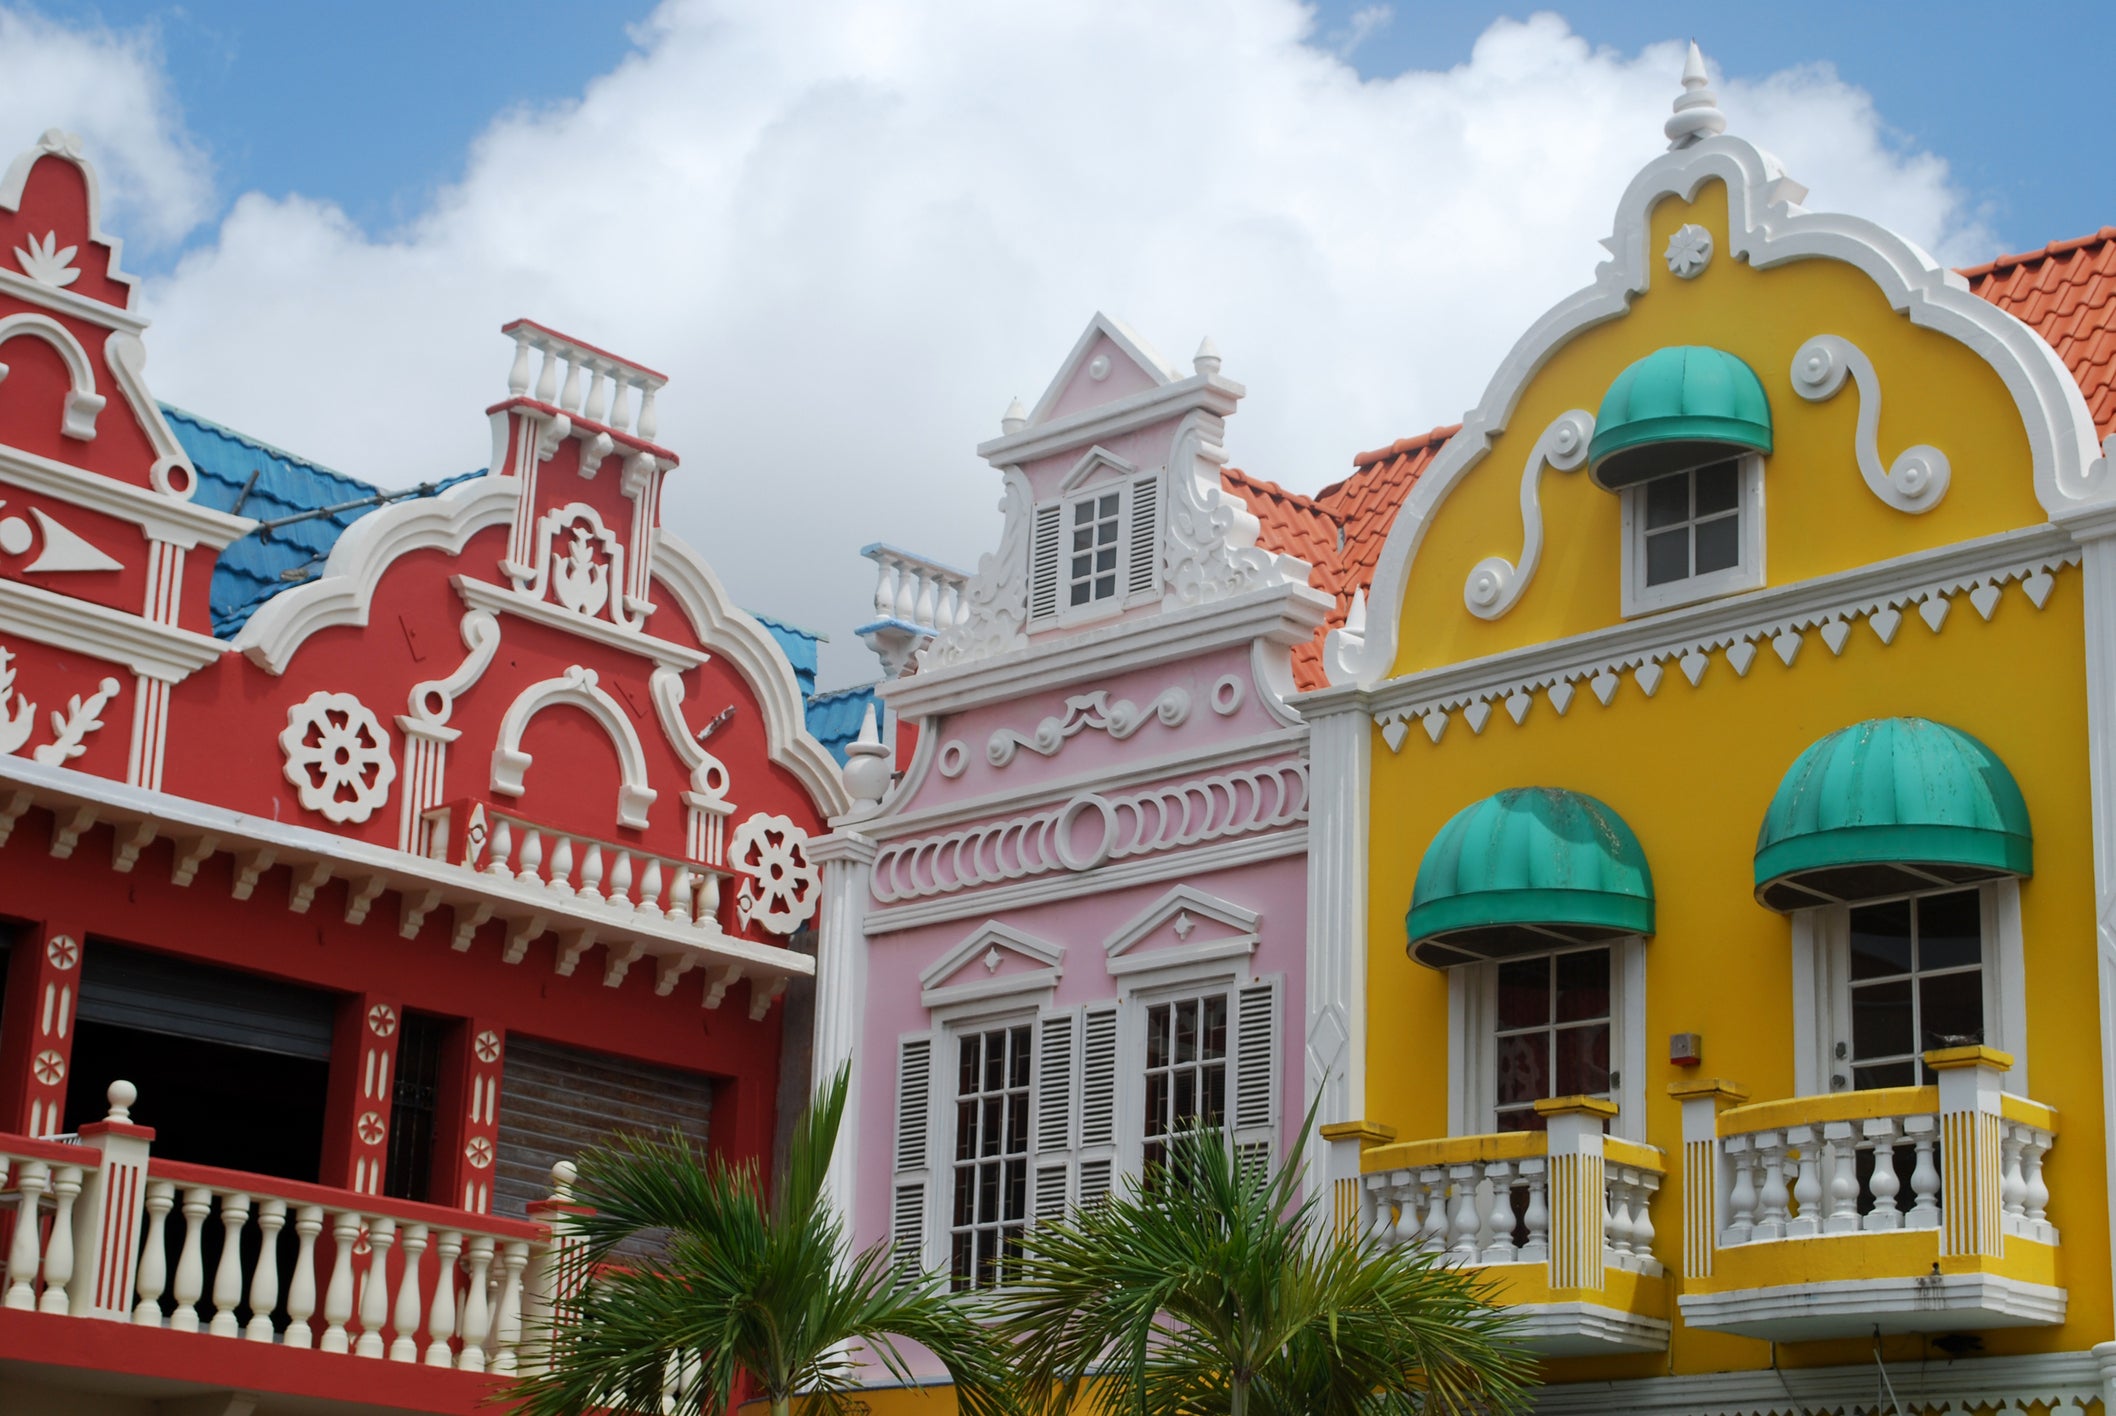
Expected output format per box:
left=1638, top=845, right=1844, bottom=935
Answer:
left=1674, top=1047, right=2063, bottom=1340
left=0, top=1082, right=581, bottom=1412
left=1356, top=1098, right=1670, bottom=1356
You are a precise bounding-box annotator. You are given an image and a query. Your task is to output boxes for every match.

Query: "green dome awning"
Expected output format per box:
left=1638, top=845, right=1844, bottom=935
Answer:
left=1588, top=345, right=1772, bottom=489
left=1754, top=718, right=2033, bottom=912
left=1407, top=788, right=1655, bottom=968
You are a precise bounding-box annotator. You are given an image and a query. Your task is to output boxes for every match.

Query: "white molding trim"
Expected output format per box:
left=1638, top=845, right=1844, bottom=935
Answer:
left=0, top=311, right=106, bottom=442
left=1057, top=444, right=1138, bottom=493
left=649, top=531, right=850, bottom=817
left=0, top=130, right=141, bottom=311
left=1333, top=132, right=2110, bottom=688
left=1107, top=933, right=1256, bottom=978
left=1104, top=883, right=1259, bottom=955
left=864, top=825, right=1307, bottom=935
left=234, top=477, right=519, bottom=674
left=1506, top=1301, right=1669, bottom=1357
left=1531, top=1346, right=2104, bottom=1416
left=453, top=575, right=706, bottom=670
left=0, top=444, right=247, bottom=551
left=489, top=665, right=657, bottom=829
left=920, top=919, right=1065, bottom=988
left=0, top=573, right=225, bottom=680
left=1677, top=1273, right=2066, bottom=1340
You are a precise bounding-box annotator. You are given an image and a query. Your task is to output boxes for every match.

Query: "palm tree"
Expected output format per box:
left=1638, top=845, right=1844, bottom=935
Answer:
left=999, top=1122, right=1533, bottom=1416
left=509, top=1065, right=1015, bottom=1416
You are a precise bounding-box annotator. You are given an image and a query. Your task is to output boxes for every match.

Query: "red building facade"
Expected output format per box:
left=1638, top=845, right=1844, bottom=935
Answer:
left=0, top=130, right=845, bottom=1412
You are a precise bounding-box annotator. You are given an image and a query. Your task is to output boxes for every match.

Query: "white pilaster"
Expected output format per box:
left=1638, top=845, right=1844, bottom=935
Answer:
left=2066, top=519, right=2116, bottom=1314
left=1302, top=689, right=1371, bottom=1216
left=809, top=830, right=877, bottom=1238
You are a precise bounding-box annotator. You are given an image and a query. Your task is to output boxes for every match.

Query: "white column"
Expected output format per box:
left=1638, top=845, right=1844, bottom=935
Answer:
left=2070, top=520, right=2116, bottom=1312
left=1302, top=691, right=1371, bottom=1222
left=808, top=830, right=877, bottom=1243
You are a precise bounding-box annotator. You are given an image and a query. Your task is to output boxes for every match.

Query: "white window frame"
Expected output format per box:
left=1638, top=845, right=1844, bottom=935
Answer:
left=1028, top=450, right=1162, bottom=632
left=1619, top=452, right=1765, bottom=617
left=1446, top=938, right=1646, bottom=1142
left=1115, top=959, right=1243, bottom=1180
left=1790, top=878, right=2026, bottom=1098
left=937, top=1009, right=1037, bottom=1291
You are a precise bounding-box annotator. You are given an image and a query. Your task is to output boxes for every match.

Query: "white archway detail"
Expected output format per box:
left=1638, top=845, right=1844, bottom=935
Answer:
left=490, top=665, right=657, bottom=829
left=0, top=312, right=106, bottom=441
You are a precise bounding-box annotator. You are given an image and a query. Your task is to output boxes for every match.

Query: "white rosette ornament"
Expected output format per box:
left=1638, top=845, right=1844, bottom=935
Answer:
left=280, top=690, right=398, bottom=824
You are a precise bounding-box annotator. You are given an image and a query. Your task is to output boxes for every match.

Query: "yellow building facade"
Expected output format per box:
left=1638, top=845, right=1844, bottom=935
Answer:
left=1304, top=54, right=2116, bottom=1414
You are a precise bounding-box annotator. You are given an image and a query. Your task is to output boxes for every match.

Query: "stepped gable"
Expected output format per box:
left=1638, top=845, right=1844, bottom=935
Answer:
left=1965, top=226, right=2116, bottom=438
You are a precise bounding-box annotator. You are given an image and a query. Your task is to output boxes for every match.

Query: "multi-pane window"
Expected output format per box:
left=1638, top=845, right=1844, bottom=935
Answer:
left=950, top=1025, right=1030, bottom=1291
left=1493, top=947, right=1613, bottom=1131
left=1068, top=492, right=1122, bottom=607
left=1641, top=459, right=1743, bottom=588
left=1848, top=889, right=1985, bottom=1089
left=1142, top=994, right=1229, bottom=1171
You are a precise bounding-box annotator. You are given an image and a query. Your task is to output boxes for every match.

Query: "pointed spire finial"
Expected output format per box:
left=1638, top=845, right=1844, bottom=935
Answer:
left=1000, top=397, right=1027, bottom=435
left=1664, top=41, right=1725, bottom=150
left=1193, top=336, right=1222, bottom=378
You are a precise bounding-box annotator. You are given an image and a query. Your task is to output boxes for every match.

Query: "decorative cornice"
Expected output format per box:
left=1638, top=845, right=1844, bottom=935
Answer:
left=453, top=575, right=707, bottom=671
left=0, top=574, right=226, bottom=681
left=0, top=444, right=251, bottom=550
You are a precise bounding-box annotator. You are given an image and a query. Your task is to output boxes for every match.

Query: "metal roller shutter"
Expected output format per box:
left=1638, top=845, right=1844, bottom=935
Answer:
left=77, top=940, right=336, bottom=1060
left=492, top=1035, right=715, bottom=1218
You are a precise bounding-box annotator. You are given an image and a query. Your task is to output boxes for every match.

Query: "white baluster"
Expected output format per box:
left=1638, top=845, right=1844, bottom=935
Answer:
left=507, top=332, right=533, bottom=396
left=485, top=818, right=514, bottom=878
left=607, top=852, right=634, bottom=911
left=391, top=1222, right=428, bottom=1361
left=894, top=564, right=919, bottom=621
left=1787, top=1127, right=1822, bottom=1238
left=2023, top=1133, right=2051, bottom=1237
left=638, top=859, right=664, bottom=916
left=357, top=1215, right=397, bottom=1358
left=1754, top=1133, right=1790, bottom=1241
left=1364, top=1182, right=1393, bottom=1247
left=426, top=1229, right=464, bottom=1366
left=245, top=1204, right=291, bottom=1343
left=490, top=1240, right=528, bottom=1374
left=1630, top=1171, right=1657, bottom=1261
left=698, top=872, right=722, bottom=925
left=533, top=345, right=560, bottom=403
left=169, top=1185, right=211, bottom=1332
left=1518, top=1160, right=1550, bottom=1263
left=1604, top=1173, right=1635, bottom=1261
left=1419, top=1168, right=1449, bottom=1251
left=666, top=865, right=695, bottom=924
left=1907, top=1119, right=1942, bottom=1229
left=1389, top=1178, right=1420, bottom=1248
left=1999, top=1128, right=2028, bottom=1229
left=912, top=571, right=938, bottom=630
left=134, top=1180, right=175, bottom=1325
left=607, top=374, right=632, bottom=433
left=516, top=828, right=545, bottom=885
left=549, top=836, right=574, bottom=892
left=321, top=1210, right=360, bottom=1353
left=1479, top=1161, right=1517, bottom=1263
left=284, top=1204, right=323, bottom=1347
left=1722, top=1137, right=1756, bottom=1246
left=577, top=844, right=605, bottom=902
left=636, top=386, right=658, bottom=442
left=1865, top=1119, right=1902, bottom=1231
left=4, top=1158, right=49, bottom=1310
left=208, top=1190, right=250, bottom=1336
left=1825, top=1124, right=1860, bottom=1234
left=558, top=358, right=583, bottom=414
left=38, top=1164, right=80, bottom=1314
left=459, top=1235, right=494, bottom=1373
left=873, top=560, right=899, bottom=619
left=583, top=364, right=609, bottom=424
left=1446, top=1165, right=1481, bottom=1258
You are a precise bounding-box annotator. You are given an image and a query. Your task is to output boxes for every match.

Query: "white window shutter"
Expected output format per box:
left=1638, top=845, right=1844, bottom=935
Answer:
left=1076, top=1002, right=1119, bottom=1205
left=1126, top=473, right=1160, bottom=598
left=891, top=1035, right=932, bottom=1269
left=1028, top=502, right=1064, bottom=624
left=1233, top=978, right=1280, bottom=1171
left=1034, top=1009, right=1078, bottom=1222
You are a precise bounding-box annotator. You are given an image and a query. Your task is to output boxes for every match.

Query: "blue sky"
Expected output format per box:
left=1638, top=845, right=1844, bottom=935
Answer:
left=71, top=0, right=2115, bottom=273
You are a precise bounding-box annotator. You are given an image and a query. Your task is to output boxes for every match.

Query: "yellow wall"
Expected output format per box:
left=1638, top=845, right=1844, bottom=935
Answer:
left=1364, top=177, right=2107, bottom=1378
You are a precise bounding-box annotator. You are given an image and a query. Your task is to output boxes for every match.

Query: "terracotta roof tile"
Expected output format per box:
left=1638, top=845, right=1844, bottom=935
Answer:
left=1966, top=226, right=2116, bottom=438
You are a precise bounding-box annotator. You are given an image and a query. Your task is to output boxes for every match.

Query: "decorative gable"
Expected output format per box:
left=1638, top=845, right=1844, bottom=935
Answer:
left=1104, top=884, right=1260, bottom=977
left=920, top=920, right=1065, bottom=1008
left=1026, top=312, right=1174, bottom=428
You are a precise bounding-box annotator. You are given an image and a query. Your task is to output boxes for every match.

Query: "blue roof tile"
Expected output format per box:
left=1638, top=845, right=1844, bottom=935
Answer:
left=753, top=613, right=822, bottom=698
left=805, top=683, right=879, bottom=765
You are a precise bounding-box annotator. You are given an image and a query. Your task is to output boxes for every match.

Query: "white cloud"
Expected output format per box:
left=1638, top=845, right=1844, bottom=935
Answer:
left=22, top=3, right=1995, bottom=687
left=0, top=6, right=211, bottom=246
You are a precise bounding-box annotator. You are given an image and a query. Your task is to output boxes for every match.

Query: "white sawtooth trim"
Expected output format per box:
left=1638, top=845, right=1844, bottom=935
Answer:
left=0, top=572, right=225, bottom=680
left=1334, top=133, right=2111, bottom=689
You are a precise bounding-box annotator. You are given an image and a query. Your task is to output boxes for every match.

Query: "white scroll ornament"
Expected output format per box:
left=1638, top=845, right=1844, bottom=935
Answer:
left=1463, top=409, right=1595, bottom=620
left=1790, top=335, right=1950, bottom=513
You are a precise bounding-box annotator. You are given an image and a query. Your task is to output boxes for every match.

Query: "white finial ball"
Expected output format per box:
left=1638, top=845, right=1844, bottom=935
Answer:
left=1193, top=336, right=1222, bottom=378
left=1000, top=397, right=1027, bottom=435
left=1664, top=41, right=1726, bottom=150
left=106, top=1079, right=137, bottom=1120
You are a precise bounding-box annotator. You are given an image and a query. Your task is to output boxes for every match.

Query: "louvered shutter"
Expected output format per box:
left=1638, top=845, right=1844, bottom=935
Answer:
left=1076, top=1003, right=1120, bottom=1205
left=1027, top=502, right=1064, bottom=625
left=1033, top=1010, right=1078, bottom=1222
left=1232, top=978, right=1280, bottom=1178
left=891, top=1036, right=933, bottom=1271
left=1126, top=473, right=1160, bottom=599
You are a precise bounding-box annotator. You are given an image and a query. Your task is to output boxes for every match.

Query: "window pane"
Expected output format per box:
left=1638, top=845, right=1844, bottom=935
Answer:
left=1146, top=1005, right=1169, bottom=1068
left=1204, top=1064, right=1226, bottom=1123
left=1919, top=970, right=1985, bottom=1052
left=1495, top=1032, right=1548, bottom=1109
left=1204, top=995, right=1228, bottom=1057
left=1917, top=890, right=1983, bottom=971
left=1007, top=1095, right=1029, bottom=1152
left=1496, top=957, right=1549, bottom=1031
left=1009, top=1027, right=1032, bottom=1087
left=1693, top=514, right=1739, bottom=575
left=1095, top=547, right=1117, bottom=573
left=1554, top=948, right=1611, bottom=1022
left=1851, top=978, right=1914, bottom=1061
left=1496, top=1106, right=1547, bottom=1134
left=1554, top=1023, right=1612, bottom=1096
left=1069, top=581, right=1091, bottom=606
left=1173, top=1070, right=1195, bottom=1122
left=1174, top=1000, right=1198, bottom=1063
left=1693, top=460, right=1740, bottom=515
left=1094, top=573, right=1116, bottom=598
left=1645, top=528, right=1688, bottom=586
left=1072, top=525, right=1095, bottom=550
left=984, top=1037, right=1006, bottom=1091
left=1853, top=1060, right=1916, bottom=1090
left=1849, top=900, right=1914, bottom=978
left=1145, top=1074, right=1168, bottom=1135
left=959, top=1036, right=979, bottom=1092
left=956, top=1099, right=978, bottom=1161
left=1644, top=473, right=1690, bottom=529
left=1099, top=493, right=1119, bottom=518
left=1073, top=501, right=1094, bottom=525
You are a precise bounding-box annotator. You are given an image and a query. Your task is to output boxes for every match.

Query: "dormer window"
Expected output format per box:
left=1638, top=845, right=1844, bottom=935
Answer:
left=1621, top=454, right=1763, bottom=614
left=1028, top=457, right=1160, bottom=628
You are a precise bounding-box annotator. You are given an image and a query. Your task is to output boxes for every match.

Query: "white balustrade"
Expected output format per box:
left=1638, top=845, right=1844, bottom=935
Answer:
left=1362, top=1142, right=1662, bottom=1279
left=860, top=544, right=970, bottom=676
left=431, top=803, right=729, bottom=933
left=506, top=321, right=666, bottom=443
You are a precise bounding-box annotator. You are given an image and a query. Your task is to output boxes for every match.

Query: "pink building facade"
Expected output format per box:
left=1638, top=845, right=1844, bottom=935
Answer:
left=812, top=314, right=1331, bottom=1299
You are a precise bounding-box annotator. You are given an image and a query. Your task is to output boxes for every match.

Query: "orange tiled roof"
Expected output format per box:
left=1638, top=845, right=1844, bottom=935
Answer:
left=1964, top=227, right=2116, bottom=438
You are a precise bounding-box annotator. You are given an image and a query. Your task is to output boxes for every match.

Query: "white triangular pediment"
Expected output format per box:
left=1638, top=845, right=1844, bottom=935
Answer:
left=1058, top=445, right=1141, bottom=494
left=1104, top=886, right=1259, bottom=976
left=920, top=921, right=1066, bottom=1002
left=1027, top=312, right=1176, bottom=428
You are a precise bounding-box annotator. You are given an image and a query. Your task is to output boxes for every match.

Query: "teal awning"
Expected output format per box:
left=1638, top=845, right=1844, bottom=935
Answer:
left=1407, top=788, right=1655, bottom=968
left=1588, top=345, right=1772, bottom=489
left=1754, top=718, right=2033, bottom=912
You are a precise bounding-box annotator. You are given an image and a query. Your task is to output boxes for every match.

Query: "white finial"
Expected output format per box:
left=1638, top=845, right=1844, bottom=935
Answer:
left=1193, top=337, right=1222, bottom=378
left=550, top=1159, right=578, bottom=1200
left=843, top=701, right=893, bottom=808
left=106, top=1079, right=137, bottom=1122
left=1664, top=41, right=1725, bottom=150
left=1344, top=587, right=1368, bottom=636
left=1000, top=397, right=1027, bottom=435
